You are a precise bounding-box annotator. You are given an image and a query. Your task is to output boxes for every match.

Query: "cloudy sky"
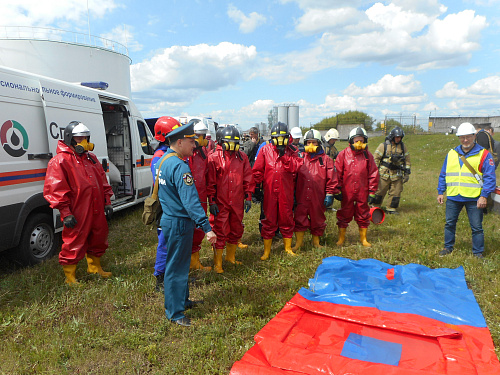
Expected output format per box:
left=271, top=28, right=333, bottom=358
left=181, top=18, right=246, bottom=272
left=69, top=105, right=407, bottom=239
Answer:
left=1, top=0, right=500, bottom=129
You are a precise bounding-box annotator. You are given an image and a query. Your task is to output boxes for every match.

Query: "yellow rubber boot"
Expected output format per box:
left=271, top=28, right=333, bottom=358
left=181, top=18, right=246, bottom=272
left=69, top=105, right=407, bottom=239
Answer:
left=291, top=231, right=305, bottom=251
left=213, top=248, right=224, bottom=273
left=336, top=228, right=346, bottom=246
left=237, top=242, right=248, bottom=249
left=312, top=235, right=323, bottom=248
left=86, top=254, right=112, bottom=278
left=225, top=243, right=242, bottom=265
left=284, top=238, right=296, bottom=256
left=190, top=252, right=212, bottom=271
left=63, top=264, right=78, bottom=285
left=359, top=228, right=372, bottom=247
left=261, top=239, right=273, bottom=260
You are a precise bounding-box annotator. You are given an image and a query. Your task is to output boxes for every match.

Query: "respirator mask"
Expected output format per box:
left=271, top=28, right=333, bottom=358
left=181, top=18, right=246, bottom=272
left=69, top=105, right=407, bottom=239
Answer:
left=304, top=144, right=318, bottom=153
left=74, top=138, right=95, bottom=154
left=223, top=141, right=239, bottom=152
left=352, top=141, right=366, bottom=151
left=195, top=134, right=208, bottom=148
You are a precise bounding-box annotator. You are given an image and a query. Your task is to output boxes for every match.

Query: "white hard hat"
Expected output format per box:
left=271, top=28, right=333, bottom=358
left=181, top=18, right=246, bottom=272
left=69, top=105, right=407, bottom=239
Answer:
left=304, top=129, right=322, bottom=143
left=324, top=128, right=339, bottom=141
left=290, top=127, right=302, bottom=139
left=348, top=127, right=368, bottom=143
left=194, top=122, right=208, bottom=135
left=72, top=123, right=91, bottom=137
left=456, top=122, right=476, bottom=136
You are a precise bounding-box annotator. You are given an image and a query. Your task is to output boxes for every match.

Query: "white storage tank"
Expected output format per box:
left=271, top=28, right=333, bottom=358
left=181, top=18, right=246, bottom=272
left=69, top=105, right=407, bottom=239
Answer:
left=277, top=105, right=288, bottom=126
left=288, top=105, right=299, bottom=129
left=0, top=27, right=131, bottom=97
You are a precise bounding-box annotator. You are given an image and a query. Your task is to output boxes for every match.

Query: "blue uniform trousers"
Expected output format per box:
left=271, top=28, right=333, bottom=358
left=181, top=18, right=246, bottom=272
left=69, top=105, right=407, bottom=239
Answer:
left=154, top=229, right=167, bottom=276
left=161, top=216, right=195, bottom=321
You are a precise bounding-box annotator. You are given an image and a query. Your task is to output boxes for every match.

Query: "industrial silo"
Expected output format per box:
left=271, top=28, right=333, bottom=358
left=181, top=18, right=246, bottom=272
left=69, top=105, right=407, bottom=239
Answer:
left=0, top=26, right=131, bottom=97
left=277, top=105, right=288, bottom=126
left=288, top=105, right=299, bottom=129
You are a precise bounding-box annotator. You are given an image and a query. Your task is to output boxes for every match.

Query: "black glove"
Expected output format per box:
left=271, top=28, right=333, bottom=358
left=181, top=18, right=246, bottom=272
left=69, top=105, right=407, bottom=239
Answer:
left=63, top=215, right=77, bottom=228
left=105, top=205, right=113, bottom=218
left=334, top=193, right=342, bottom=201
left=244, top=200, right=252, bottom=213
left=209, top=204, right=219, bottom=216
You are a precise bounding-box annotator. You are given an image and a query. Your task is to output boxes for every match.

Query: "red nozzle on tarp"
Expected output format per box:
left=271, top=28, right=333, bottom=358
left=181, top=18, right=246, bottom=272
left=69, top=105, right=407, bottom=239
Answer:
left=370, top=207, right=385, bottom=224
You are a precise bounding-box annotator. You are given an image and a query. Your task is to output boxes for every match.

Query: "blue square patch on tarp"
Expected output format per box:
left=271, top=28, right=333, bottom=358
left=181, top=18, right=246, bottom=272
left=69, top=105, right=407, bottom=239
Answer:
left=341, top=333, right=402, bottom=366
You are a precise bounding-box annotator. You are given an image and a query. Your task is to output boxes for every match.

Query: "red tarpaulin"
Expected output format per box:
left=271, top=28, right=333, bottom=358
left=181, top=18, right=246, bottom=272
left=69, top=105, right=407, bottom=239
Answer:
left=231, top=257, right=500, bottom=374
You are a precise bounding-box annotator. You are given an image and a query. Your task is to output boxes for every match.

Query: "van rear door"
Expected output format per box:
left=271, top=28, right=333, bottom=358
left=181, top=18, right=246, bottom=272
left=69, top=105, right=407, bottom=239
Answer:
left=38, top=78, right=108, bottom=163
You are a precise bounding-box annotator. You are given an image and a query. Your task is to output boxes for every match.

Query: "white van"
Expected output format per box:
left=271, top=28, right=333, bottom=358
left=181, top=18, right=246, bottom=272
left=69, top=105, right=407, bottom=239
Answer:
left=0, top=66, right=156, bottom=265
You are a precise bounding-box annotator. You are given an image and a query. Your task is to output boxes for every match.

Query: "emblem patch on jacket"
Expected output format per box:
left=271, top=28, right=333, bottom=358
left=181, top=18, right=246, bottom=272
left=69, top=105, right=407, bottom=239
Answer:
left=183, top=173, right=194, bottom=186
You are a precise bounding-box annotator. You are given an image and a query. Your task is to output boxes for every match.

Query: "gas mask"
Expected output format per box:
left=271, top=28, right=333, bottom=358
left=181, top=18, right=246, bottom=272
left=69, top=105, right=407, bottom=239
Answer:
left=74, top=138, right=94, bottom=154
left=195, top=134, right=208, bottom=148
left=271, top=136, right=288, bottom=147
left=304, top=144, right=318, bottom=153
left=352, top=141, right=367, bottom=151
left=222, top=141, right=239, bottom=152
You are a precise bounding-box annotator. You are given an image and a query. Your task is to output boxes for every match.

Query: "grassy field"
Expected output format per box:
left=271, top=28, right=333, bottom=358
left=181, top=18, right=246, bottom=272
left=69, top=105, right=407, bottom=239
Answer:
left=0, top=133, right=499, bottom=374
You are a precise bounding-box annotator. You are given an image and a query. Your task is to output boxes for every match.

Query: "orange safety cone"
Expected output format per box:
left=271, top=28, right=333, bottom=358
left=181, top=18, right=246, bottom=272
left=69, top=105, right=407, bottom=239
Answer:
left=369, top=207, right=385, bottom=225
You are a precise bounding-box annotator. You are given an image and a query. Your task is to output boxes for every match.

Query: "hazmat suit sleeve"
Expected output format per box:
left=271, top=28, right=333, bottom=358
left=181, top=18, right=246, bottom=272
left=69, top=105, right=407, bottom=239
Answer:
left=206, top=152, right=218, bottom=205
left=325, top=156, right=339, bottom=196
left=334, top=151, right=345, bottom=190
left=241, top=152, right=256, bottom=197
left=252, top=146, right=266, bottom=184
left=43, top=157, right=73, bottom=219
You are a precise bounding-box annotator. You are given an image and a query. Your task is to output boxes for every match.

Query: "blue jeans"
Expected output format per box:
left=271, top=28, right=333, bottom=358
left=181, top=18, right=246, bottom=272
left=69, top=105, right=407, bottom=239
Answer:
left=444, top=199, right=484, bottom=255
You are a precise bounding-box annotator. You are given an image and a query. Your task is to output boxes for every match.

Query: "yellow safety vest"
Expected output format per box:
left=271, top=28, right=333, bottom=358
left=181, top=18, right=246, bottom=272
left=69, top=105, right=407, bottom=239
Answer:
left=445, top=149, right=485, bottom=198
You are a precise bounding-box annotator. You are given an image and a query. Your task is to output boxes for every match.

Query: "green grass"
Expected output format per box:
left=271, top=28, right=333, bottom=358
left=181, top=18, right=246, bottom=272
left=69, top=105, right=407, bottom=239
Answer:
left=0, top=133, right=499, bottom=374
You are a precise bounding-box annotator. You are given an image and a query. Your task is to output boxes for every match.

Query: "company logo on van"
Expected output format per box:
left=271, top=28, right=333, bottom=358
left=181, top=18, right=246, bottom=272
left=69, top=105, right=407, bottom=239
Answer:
left=1, top=120, right=29, bottom=157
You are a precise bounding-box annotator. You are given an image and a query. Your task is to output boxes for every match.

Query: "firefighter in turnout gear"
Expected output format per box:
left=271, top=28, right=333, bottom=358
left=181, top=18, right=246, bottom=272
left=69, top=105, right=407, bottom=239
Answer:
left=370, top=126, right=411, bottom=214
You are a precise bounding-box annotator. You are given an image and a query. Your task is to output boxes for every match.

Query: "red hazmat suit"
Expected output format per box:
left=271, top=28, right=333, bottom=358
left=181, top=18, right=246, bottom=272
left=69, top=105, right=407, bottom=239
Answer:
left=43, top=141, right=113, bottom=265
left=188, top=146, right=209, bottom=254
left=294, top=152, right=339, bottom=236
left=253, top=144, right=303, bottom=239
left=335, top=146, right=379, bottom=228
left=207, top=146, right=255, bottom=249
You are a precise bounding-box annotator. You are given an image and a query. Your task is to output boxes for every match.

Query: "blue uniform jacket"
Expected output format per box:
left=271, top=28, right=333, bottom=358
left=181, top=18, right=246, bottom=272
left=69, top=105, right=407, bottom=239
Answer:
left=157, top=148, right=212, bottom=233
left=437, top=143, right=496, bottom=201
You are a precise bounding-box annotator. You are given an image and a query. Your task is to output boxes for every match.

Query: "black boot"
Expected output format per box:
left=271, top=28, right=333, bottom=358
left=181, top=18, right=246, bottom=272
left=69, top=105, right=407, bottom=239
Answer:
left=155, top=273, right=164, bottom=293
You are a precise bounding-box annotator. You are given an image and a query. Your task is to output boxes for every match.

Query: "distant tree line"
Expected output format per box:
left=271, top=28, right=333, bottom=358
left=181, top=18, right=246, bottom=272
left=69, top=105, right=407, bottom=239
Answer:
left=309, top=110, right=375, bottom=132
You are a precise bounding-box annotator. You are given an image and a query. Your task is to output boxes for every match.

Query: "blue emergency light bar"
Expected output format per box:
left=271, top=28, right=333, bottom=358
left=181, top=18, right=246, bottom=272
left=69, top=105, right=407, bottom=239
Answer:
left=80, top=81, right=109, bottom=90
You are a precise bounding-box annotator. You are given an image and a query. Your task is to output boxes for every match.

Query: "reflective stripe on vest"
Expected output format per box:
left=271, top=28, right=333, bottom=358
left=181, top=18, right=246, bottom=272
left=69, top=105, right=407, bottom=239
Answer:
left=445, top=149, right=485, bottom=198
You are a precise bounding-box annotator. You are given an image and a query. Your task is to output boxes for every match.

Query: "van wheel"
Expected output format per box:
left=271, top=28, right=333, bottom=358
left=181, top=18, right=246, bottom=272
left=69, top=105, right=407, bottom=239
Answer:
left=15, top=213, right=60, bottom=266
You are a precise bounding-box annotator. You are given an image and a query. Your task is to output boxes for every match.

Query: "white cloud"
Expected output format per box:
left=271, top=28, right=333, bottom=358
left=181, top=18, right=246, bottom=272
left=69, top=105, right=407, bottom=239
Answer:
left=101, top=25, right=143, bottom=52
left=365, top=3, right=434, bottom=33
left=0, top=0, right=118, bottom=27
left=131, top=42, right=258, bottom=115
left=131, top=42, right=257, bottom=93
left=265, top=2, right=488, bottom=80
left=227, top=5, right=266, bottom=33
left=436, top=81, right=469, bottom=98
left=295, top=7, right=367, bottom=35
left=344, top=74, right=422, bottom=96
left=435, top=76, right=500, bottom=112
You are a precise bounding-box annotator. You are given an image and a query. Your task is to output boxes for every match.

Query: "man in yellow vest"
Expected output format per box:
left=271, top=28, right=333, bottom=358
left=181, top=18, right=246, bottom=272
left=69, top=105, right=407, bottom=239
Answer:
left=437, top=122, right=496, bottom=258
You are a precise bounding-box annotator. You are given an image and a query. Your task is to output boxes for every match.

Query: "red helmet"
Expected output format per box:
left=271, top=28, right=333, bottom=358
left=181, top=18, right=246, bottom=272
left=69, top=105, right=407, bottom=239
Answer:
left=154, top=116, right=181, bottom=142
